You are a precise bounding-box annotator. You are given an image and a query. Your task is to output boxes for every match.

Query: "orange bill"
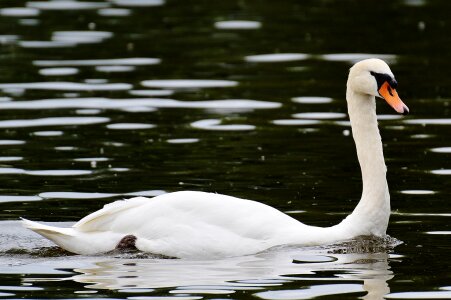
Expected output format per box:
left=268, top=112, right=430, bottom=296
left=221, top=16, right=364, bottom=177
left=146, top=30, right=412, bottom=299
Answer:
left=379, top=81, right=409, bottom=115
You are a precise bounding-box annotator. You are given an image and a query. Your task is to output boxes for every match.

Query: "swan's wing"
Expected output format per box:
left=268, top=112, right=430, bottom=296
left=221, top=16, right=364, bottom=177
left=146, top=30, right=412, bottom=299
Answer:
left=73, top=196, right=151, bottom=232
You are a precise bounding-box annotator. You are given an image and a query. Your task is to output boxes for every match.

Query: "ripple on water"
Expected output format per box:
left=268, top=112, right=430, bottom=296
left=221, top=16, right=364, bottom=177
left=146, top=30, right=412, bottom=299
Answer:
left=292, top=97, right=333, bottom=104
left=125, top=190, right=166, bottom=197
left=272, top=119, right=321, bottom=126
left=106, top=123, right=156, bottom=130
left=98, top=8, right=131, bottom=16
left=293, top=112, right=347, bottom=119
left=95, top=65, right=135, bottom=72
left=128, top=297, right=202, bottom=300
left=319, top=53, right=397, bottom=63
left=0, top=7, right=40, bottom=17
left=167, top=138, right=199, bottom=144
left=245, top=53, right=309, bottom=63
left=27, top=1, right=109, bottom=10
left=0, top=82, right=131, bottom=91
left=214, top=20, right=262, bottom=30
left=111, top=0, right=165, bottom=6
left=0, top=195, right=42, bottom=203
left=19, top=41, right=77, bottom=48
left=400, top=190, right=435, bottom=195
left=52, top=31, right=113, bottom=44
left=430, top=147, right=451, bottom=153
left=32, top=131, right=64, bottom=136
left=0, top=168, right=92, bottom=176
left=76, top=109, right=102, bottom=115
left=404, top=119, right=451, bottom=125
left=385, top=290, right=451, bottom=299
left=191, top=119, right=255, bottom=131
left=74, top=157, right=109, bottom=162
left=0, top=156, right=23, bottom=162
left=39, top=192, right=115, bottom=199
left=26, top=170, right=93, bottom=176
left=426, top=231, right=451, bottom=235
left=34, top=57, right=160, bottom=67
left=430, top=169, right=451, bottom=175
left=0, top=98, right=280, bottom=111
left=255, top=284, right=364, bottom=299
left=129, top=89, right=174, bottom=97
left=39, top=67, right=79, bottom=76
left=0, top=116, right=110, bottom=128
left=141, top=79, right=238, bottom=89
left=0, top=140, right=25, bottom=145
left=0, top=35, right=18, bottom=44
left=377, top=114, right=403, bottom=120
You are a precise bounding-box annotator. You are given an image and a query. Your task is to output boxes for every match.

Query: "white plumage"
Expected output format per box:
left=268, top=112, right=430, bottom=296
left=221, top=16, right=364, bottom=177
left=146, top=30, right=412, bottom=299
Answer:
left=22, top=59, right=409, bottom=259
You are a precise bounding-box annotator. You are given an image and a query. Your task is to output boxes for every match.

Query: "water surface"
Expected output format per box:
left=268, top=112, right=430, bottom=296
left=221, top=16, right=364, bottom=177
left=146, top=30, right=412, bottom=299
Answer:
left=0, top=0, right=450, bottom=299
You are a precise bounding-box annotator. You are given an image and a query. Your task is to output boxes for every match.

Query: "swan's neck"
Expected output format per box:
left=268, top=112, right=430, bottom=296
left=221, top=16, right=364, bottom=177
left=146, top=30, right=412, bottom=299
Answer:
left=337, top=89, right=390, bottom=236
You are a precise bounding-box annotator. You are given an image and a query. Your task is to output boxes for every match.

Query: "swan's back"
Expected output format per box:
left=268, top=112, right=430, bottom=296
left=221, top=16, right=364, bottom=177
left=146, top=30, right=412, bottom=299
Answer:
left=76, top=191, right=302, bottom=239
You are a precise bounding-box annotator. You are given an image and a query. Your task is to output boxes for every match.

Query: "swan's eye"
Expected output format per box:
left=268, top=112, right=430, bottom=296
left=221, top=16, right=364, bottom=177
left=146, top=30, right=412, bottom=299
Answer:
left=370, top=71, right=397, bottom=90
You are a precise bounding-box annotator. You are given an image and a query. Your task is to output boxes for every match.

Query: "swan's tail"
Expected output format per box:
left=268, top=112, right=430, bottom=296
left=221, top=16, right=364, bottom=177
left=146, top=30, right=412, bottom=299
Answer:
left=21, top=218, right=76, bottom=249
left=21, top=218, right=121, bottom=255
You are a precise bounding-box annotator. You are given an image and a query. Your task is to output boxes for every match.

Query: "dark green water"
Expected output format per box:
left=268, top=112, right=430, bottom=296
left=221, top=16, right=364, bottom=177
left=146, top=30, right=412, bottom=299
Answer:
left=0, top=0, right=450, bottom=299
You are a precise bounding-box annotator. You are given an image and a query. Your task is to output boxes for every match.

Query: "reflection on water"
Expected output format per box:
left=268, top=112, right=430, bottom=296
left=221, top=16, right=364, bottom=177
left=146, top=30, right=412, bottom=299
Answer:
left=0, top=0, right=450, bottom=298
left=1, top=222, right=395, bottom=299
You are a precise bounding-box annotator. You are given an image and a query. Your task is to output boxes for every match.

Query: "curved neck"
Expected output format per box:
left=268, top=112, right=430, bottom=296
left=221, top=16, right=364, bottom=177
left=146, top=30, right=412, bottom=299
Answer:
left=337, top=89, right=390, bottom=236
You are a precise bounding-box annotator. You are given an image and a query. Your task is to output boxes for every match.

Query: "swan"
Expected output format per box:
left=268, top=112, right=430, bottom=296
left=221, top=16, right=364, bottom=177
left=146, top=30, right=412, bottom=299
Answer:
left=22, top=58, right=409, bottom=259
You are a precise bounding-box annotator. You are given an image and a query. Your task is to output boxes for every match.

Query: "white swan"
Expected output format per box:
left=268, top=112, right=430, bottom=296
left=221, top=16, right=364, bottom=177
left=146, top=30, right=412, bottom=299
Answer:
left=22, top=58, right=409, bottom=259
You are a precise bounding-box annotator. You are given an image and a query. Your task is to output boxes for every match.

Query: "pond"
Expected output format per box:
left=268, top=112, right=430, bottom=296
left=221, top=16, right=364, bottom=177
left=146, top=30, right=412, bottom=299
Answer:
left=0, top=0, right=450, bottom=299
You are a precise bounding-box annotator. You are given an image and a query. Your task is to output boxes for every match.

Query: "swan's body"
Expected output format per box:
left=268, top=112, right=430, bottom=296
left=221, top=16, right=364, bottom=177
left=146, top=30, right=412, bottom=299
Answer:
left=23, top=59, right=409, bottom=259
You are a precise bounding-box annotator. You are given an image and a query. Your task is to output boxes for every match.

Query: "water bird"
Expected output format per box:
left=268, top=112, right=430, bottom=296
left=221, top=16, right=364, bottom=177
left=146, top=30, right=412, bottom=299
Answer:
left=22, top=59, right=409, bottom=259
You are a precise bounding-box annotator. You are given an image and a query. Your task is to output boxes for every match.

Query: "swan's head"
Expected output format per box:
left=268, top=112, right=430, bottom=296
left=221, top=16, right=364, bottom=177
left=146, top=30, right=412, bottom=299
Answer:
left=348, top=58, right=409, bottom=115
